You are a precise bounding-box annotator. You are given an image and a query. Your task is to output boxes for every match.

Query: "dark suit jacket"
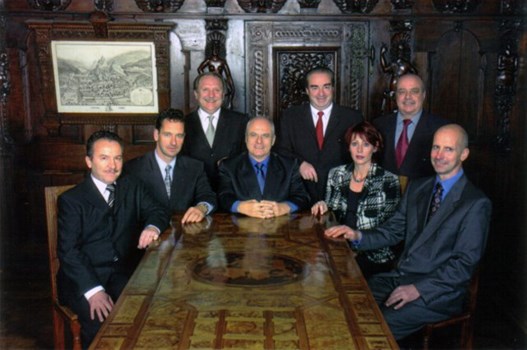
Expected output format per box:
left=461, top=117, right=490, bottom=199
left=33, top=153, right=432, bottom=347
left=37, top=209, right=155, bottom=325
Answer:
left=360, top=174, right=491, bottom=315
left=218, top=152, right=310, bottom=212
left=182, top=108, right=249, bottom=189
left=57, top=175, right=170, bottom=300
left=124, top=152, right=217, bottom=213
left=276, top=103, right=362, bottom=203
left=373, top=112, right=449, bottom=179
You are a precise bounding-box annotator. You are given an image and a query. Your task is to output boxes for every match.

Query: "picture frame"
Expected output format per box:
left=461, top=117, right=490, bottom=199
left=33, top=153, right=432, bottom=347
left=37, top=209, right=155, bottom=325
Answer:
left=51, top=41, right=159, bottom=114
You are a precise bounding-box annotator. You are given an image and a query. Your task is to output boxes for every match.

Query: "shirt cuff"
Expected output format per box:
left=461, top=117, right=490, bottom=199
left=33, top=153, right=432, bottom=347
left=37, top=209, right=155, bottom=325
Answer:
left=231, top=200, right=241, bottom=213
left=349, top=230, right=362, bottom=248
left=196, top=201, right=213, bottom=215
left=84, top=285, right=104, bottom=300
left=145, top=225, right=161, bottom=234
left=285, top=201, right=298, bottom=213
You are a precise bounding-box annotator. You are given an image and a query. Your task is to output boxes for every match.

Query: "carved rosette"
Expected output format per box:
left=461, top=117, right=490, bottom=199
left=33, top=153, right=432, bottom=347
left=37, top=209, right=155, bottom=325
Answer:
left=237, top=0, right=287, bottom=13
left=391, top=0, right=414, bottom=10
left=432, top=0, right=480, bottom=13
left=495, top=21, right=520, bottom=152
left=27, top=0, right=71, bottom=11
left=333, top=0, right=379, bottom=14
left=246, top=21, right=368, bottom=119
left=298, top=0, right=322, bottom=9
left=134, top=0, right=184, bottom=12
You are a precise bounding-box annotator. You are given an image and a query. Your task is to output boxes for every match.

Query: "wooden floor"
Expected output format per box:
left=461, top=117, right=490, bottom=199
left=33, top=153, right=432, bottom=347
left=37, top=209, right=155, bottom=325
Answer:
left=0, top=231, right=525, bottom=349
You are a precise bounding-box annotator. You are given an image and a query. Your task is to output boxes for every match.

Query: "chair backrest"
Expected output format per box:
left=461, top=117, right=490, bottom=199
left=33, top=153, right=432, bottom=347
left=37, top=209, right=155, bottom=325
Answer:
left=398, top=175, right=409, bottom=194
left=45, top=185, right=75, bottom=303
left=466, top=267, right=480, bottom=315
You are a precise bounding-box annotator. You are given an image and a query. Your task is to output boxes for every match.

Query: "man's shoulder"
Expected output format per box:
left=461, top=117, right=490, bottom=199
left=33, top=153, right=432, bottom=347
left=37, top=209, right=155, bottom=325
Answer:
left=270, top=152, right=297, bottom=166
left=371, top=113, right=396, bottom=128
left=281, top=104, right=310, bottom=119
left=420, top=112, right=450, bottom=128
left=220, top=109, right=248, bottom=121
left=177, top=155, right=206, bottom=170
left=123, top=152, right=154, bottom=173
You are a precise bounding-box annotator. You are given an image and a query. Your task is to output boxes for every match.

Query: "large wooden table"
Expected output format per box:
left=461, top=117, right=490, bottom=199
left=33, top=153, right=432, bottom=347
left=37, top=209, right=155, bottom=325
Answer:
left=90, top=213, right=398, bottom=349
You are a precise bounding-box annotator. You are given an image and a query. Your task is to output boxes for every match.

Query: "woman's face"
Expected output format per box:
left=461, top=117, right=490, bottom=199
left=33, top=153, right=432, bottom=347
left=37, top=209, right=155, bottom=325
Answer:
left=349, top=134, right=377, bottom=166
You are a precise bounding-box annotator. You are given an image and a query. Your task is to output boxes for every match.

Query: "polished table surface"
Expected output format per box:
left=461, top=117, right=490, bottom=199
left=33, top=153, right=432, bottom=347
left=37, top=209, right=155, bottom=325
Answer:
left=90, top=213, right=398, bottom=349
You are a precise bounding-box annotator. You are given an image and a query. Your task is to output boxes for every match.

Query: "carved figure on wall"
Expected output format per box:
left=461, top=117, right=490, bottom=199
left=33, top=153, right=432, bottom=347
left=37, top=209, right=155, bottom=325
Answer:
left=496, top=44, right=518, bottom=95
left=198, top=34, right=235, bottom=109
left=380, top=43, right=417, bottom=114
left=27, top=0, right=71, bottom=11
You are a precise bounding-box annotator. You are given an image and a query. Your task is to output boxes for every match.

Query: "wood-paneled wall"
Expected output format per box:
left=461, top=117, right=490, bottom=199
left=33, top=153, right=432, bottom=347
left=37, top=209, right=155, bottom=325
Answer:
left=1, top=0, right=526, bottom=335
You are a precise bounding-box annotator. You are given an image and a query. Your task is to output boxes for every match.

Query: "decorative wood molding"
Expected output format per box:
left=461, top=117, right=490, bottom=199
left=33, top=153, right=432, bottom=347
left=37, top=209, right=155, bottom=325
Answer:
left=391, top=0, right=414, bottom=10
left=246, top=21, right=368, bottom=120
left=237, top=0, right=287, bottom=13
left=94, top=0, right=114, bottom=12
left=27, top=0, right=71, bottom=11
left=134, top=0, right=184, bottom=12
left=432, top=0, right=480, bottom=13
left=27, top=20, right=174, bottom=135
left=333, top=0, right=379, bottom=14
left=298, top=0, right=322, bottom=9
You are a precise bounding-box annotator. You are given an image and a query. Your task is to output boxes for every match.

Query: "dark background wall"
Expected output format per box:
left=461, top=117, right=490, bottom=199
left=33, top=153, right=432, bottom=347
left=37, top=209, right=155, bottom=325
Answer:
left=0, top=0, right=525, bottom=345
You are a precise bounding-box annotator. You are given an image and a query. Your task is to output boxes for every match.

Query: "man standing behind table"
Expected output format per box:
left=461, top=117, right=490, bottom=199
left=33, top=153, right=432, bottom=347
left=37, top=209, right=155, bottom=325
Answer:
left=218, top=117, right=310, bottom=218
left=373, top=74, right=449, bottom=181
left=277, top=67, right=363, bottom=203
left=125, top=108, right=216, bottom=223
left=325, top=124, right=491, bottom=341
left=57, top=131, right=170, bottom=348
left=182, top=72, right=249, bottom=190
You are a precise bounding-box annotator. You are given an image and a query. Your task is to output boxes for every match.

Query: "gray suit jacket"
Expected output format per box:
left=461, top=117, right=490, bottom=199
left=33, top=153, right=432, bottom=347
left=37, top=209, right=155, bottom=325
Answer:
left=359, top=174, right=491, bottom=314
left=124, top=151, right=217, bottom=213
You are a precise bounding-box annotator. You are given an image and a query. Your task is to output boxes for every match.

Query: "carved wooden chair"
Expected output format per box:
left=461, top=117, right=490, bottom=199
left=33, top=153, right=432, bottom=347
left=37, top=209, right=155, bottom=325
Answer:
left=422, top=268, right=480, bottom=350
left=45, top=185, right=81, bottom=350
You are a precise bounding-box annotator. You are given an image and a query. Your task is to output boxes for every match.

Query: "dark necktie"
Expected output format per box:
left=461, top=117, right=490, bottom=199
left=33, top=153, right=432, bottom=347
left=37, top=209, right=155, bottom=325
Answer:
left=428, top=182, right=443, bottom=220
left=255, top=163, right=265, bottom=193
left=395, top=119, right=412, bottom=168
left=106, top=184, right=115, bottom=208
left=164, top=165, right=172, bottom=198
left=315, top=111, right=324, bottom=150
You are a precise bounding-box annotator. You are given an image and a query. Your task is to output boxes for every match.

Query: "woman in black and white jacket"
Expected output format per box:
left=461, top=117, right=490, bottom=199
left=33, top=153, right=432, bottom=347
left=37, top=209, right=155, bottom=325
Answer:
left=312, top=121, right=401, bottom=278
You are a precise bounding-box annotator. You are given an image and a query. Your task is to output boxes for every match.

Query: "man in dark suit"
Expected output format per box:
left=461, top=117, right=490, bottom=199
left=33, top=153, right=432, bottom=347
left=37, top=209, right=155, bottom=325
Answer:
left=276, top=67, right=362, bottom=203
left=373, top=73, right=449, bottom=180
left=182, top=72, right=249, bottom=190
left=57, top=131, right=170, bottom=348
left=325, top=124, right=491, bottom=341
left=218, top=117, right=310, bottom=218
left=125, top=108, right=216, bottom=223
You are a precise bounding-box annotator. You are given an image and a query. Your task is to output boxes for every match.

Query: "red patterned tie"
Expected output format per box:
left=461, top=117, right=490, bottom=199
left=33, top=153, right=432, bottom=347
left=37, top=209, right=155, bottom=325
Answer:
left=395, top=119, right=411, bottom=168
left=315, top=111, right=324, bottom=150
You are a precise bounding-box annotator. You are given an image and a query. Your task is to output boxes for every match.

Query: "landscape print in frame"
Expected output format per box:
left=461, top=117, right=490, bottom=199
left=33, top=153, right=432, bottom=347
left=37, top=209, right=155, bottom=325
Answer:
left=51, top=41, right=158, bottom=114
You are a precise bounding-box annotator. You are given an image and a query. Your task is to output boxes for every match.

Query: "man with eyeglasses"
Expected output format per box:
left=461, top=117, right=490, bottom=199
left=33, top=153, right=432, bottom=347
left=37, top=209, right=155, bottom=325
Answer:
left=373, top=74, right=449, bottom=180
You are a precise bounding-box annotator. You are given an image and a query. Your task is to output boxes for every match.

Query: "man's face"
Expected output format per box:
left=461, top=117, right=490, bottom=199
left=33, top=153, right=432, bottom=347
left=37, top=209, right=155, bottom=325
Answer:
left=306, top=72, right=334, bottom=110
left=154, top=119, right=185, bottom=163
left=395, top=75, right=426, bottom=118
left=194, top=75, right=224, bottom=114
left=246, top=119, right=275, bottom=162
left=431, top=127, right=469, bottom=180
left=85, top=139, right=123, bottom=185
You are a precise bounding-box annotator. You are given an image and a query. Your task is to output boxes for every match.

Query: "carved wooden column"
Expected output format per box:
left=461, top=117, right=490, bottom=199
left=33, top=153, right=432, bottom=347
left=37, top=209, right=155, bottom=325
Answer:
left=0, top=14, right=14, bottom=267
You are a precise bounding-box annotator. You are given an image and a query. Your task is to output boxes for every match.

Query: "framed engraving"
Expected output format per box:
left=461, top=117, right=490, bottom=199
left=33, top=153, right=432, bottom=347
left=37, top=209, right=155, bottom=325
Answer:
left=51, top=41, right=158, bottom=114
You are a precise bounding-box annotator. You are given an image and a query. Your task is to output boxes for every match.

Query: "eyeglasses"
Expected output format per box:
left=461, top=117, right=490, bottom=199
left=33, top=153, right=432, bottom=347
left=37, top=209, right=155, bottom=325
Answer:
left=396, top=88, right=422, bottom=96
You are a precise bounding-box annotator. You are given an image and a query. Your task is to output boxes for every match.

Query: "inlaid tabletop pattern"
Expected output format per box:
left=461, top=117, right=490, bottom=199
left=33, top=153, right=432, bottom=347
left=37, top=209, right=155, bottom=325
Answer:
left=90, top=213, right=398, bottom=349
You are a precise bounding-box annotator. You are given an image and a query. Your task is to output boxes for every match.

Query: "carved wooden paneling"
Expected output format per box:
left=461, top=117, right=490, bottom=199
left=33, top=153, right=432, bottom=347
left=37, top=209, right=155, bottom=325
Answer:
left=246, top=21, right=369, bottom=120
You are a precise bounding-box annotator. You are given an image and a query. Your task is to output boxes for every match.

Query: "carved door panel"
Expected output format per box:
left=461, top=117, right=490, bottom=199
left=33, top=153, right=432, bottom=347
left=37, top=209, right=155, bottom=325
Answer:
left=245, top=21, right=370, bottom=122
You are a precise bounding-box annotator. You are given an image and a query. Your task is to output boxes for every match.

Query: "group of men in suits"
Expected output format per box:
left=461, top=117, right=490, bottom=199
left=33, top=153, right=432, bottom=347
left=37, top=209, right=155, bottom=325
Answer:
left=57, top=68, right=490, bottom=348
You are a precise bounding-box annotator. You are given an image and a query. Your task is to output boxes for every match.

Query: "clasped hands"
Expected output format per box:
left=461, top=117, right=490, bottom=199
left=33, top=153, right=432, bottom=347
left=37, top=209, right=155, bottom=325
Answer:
left=238, top=199, right=290, bottom=219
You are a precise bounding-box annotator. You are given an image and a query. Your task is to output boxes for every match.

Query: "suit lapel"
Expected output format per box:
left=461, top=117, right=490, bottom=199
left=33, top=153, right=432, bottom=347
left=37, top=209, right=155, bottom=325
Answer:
left=240, top=156, right=262, bottom=199
left=408, top=176, right=467, bottom=255
left=263, top=155, right=284, bottom=198
left=189, top=111, right=211, bottom=150
left=171, top=156, right=187, bottom=202
left=82, top=178, right=109, bottom=211
left=213, top=109, right=230, bottom=150
left=325, top=107, right=341, bottom=141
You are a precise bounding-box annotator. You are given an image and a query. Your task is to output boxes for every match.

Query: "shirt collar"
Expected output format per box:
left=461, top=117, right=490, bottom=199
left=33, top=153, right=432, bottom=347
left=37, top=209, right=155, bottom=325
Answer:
left=396, top=110, right=422, bottom=126
left=249, top=155, right=270, bottom=168
left=310, top=103, right=333, bottom=118
left=90, top=174, right=113, bottom=197
left=154, top=151, right=176, bottom=173
left=435, top=169, right=464, bottom=199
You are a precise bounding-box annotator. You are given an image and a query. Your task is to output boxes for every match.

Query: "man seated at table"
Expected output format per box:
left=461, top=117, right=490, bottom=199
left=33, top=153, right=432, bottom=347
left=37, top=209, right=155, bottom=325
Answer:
left=218, top=116, right=310, bottom=218
left=324, top=124, right=491, bottom=341
left=125, top=108, right=216, bottom=223
left=57, top=130, right=170, bottom=348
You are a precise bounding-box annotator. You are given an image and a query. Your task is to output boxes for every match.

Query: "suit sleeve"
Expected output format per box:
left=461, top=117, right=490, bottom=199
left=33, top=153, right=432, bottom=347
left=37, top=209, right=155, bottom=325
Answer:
left=413, top=196, right=491, bottom=304
left=217, top=161, right=239, bottom=211
left=57, top=195, right=104, bottom=295
left=285, top=159, right=311, bottom=210
left=193, top=165, right=218, bottom=212
left=137, top=180, right=170, bottom=232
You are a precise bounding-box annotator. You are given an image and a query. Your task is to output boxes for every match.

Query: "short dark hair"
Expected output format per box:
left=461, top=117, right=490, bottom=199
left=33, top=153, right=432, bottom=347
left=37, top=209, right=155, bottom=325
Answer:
left=305, top=67, right=335, bottom=88
left=344, top=121, right=384, bottom=160
left=193, top=71, right=227, bottom=93
left=86, top=130, right=124, bottom=158
left=155, top=108, right=185, bottom=130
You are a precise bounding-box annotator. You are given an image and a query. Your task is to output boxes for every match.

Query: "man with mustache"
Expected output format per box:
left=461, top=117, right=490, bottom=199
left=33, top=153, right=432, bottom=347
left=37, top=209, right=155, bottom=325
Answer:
left=182, top=72, right=248, bottom=190
left=373, top=74, right=449, bottom=181
left=57, top=131, right=169, bottom=348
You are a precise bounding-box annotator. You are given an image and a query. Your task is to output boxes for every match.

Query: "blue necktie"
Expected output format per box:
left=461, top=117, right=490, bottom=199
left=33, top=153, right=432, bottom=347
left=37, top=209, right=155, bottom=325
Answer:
left=428, top=182, right=443, bottom=221
left=255, top=163, right=265, bottom=193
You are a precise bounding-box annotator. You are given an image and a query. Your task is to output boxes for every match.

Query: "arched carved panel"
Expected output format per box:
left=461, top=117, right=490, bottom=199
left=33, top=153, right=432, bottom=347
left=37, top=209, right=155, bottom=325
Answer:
left=246, top=21, right=369, bottom=121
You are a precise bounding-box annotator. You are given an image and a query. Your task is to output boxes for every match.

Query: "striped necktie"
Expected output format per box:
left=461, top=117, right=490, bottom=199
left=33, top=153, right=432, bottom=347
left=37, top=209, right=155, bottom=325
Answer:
left=164, top=165, right=172, bottom=198
left=106, top=184, right=115, bottom=208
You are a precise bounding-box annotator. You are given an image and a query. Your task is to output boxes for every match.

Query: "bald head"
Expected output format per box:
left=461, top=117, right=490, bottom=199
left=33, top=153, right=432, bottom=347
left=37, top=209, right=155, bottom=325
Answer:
left=431, top=124, right=469, bottom=180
